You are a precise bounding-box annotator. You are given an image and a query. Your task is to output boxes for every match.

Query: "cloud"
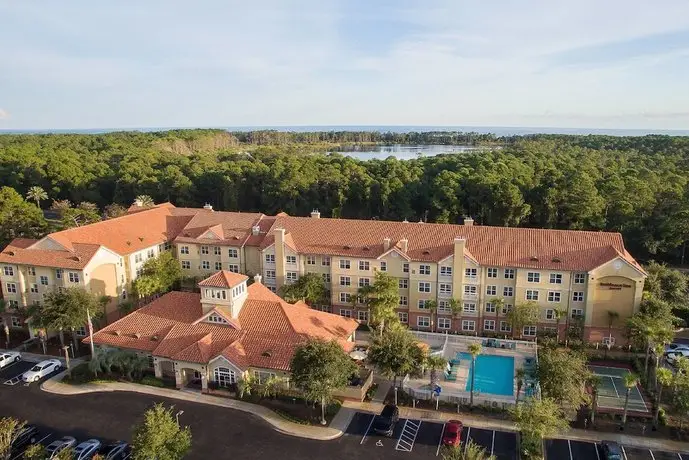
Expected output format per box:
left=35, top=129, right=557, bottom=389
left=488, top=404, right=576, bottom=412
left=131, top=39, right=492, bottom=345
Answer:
left=0, top=108, right=9, bottom=120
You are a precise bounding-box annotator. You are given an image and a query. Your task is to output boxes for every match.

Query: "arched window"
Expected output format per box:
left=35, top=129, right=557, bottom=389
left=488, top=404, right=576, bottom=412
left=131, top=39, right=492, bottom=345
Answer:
left=213, top=367, right=236, bottom=387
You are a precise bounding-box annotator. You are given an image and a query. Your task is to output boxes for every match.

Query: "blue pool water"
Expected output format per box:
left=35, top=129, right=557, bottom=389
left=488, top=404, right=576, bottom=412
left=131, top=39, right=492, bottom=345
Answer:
left=459, top=353, right=514, bottom=396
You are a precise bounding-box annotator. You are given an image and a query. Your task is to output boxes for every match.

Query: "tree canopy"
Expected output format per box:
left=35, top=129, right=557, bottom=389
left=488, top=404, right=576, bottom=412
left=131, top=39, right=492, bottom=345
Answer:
left=537, top=347, right=590, bottom=408
left=133, top=251, right=182, bottom=298
left=366, top=323, right=426, bottom=386
left=279, top=272, right=328, bottom=305
left=357, top=271, right=400, bottom=334
left=131, top=403, right=192, bottom=460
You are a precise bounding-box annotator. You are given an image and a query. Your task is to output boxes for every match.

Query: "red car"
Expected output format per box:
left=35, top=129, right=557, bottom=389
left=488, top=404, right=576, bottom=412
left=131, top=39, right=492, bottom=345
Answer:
left=442, top=420, right=463, bottom=447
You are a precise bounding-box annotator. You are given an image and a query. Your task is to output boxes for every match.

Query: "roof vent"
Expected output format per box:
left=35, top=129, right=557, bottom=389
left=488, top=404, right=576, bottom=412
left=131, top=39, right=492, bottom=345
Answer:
left=71, top=256, right=81, bottom=261
left=310, top=209, right=321, bottom=219
left=151, top=335, right=159, bottom=341
left=551, top=256, right=562, bottom=263
left=251, top=225, right=260, bottom=236
left=126, top=241, right=131, bottom=246
left=113, top=330, right=121, bottom=336
left=261, top=351, right=272, bottom=358
left=203, top=203, right=213, bottom=211
left=402, top=219, right=409, bottom=223
left=233, top=236, right=240, bottom=240
left=138, top=237, right=144, bottom=242
left=418, top=219, right=424, bottom=223
left=529, top=256, right=539, bottom=261
left=5, top=251, right=14, bottom=256
left=423, top=250, right=430, bottom=255
left=133, top=332, right=141, bottom=339
left=343, top=245, right=351, bottom=250
left=363, top=246, right=370, bottom=251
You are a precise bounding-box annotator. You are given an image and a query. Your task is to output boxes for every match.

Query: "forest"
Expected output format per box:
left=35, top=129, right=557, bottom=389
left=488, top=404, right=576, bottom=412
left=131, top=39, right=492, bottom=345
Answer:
left=0, top=129, right=689, bottom=264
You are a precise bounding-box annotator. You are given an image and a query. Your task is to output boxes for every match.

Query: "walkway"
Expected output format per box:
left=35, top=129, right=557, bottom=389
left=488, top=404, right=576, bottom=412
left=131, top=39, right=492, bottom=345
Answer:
left=41, top=372, right=352, bottom=441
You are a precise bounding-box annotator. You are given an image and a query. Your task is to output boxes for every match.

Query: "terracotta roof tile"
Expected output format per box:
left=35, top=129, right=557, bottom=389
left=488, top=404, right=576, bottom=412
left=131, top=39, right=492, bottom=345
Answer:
left=198, top=271, right=249, bottom=288
left=0, top=240, right=100, bottom=269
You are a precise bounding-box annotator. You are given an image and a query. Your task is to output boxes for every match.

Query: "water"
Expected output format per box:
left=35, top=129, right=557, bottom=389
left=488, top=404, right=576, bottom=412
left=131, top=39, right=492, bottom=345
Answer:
left=330, top=144, right=480, bottom=161
left=459, top=352, right=514, bottom=396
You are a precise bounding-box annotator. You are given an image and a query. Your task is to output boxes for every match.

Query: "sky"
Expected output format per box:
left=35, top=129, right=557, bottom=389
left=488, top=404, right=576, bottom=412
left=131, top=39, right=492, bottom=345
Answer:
left=1, top=0, right=689, bottom=130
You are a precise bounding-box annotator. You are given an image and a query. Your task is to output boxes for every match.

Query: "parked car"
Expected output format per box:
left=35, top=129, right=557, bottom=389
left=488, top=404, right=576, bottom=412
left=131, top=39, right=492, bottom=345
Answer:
left=442, top=420, right=463, bottom=447
left=22, top=359, right=61, bottom=382
left=372, top=404, right=399, bottom=436
left=45, top=436, right=76, bottom=459
left=11, top=424, right=39, bottom=451
left=665, top=343, right=689, bottom=355
left=667, top=349, right=689, bottom=364
left=600, top=440, right=623, bottom=460
left=74, top=439, right=102, bottom=460
left=0, top=351, right=21, bottom=369
left=99, top=441, right=129, bottom=460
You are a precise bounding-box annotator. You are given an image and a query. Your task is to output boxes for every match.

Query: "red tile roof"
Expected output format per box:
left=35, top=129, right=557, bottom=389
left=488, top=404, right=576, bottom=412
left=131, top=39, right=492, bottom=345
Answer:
left=0, top=239, right=100, bottom=269
left=197, top=271, right=249, bottom=288
left=88, top=280, right=358, bottom=371
left=174, top=210, right=264, bottom=247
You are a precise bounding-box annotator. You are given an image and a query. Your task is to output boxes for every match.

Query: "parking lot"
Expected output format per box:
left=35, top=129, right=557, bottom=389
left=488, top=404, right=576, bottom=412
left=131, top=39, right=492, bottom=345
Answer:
left=545, top=439, right=689, bottom=460
left=345, top=411, right=517, bottom=460
left=0, top=357, right=61, bottom=386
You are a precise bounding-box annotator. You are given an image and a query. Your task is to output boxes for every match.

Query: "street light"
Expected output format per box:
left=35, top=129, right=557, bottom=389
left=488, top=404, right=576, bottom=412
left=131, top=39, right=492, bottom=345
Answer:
left=175, top=410, right=184, bottom=425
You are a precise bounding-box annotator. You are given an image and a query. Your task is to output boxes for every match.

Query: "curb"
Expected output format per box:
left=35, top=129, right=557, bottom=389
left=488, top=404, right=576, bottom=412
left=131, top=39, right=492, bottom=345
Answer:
left=40, top=374, right=345, bottom=441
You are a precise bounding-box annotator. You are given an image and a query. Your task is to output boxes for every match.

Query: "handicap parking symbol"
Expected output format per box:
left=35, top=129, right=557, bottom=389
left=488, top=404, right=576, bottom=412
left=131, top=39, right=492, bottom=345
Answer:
left=376, top=440, right=383, bottom=447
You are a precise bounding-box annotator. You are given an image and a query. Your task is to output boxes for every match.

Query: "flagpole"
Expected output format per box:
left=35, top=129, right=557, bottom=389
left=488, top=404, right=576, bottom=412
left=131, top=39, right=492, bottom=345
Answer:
left=86, top=308, right=96, bottom=357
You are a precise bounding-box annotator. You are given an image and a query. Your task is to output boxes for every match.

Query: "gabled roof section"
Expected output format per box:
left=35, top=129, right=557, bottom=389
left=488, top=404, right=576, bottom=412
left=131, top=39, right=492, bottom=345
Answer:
left=174, top=210, right=264, bottom=247
left=198, top=270, right=248, bottom=288
left=0, top=239, right=101, bottom=269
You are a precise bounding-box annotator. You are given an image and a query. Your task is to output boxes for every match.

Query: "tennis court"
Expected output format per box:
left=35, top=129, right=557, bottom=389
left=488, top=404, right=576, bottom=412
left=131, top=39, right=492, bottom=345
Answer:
left=589, top=365, right=649, bottom=413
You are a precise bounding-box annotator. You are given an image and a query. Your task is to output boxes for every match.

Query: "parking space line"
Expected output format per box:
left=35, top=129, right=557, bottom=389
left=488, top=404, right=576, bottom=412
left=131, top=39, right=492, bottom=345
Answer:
left=621, top=445, right=628, bottom=460
left=435, top=423, right=446, bottom=457
left=10, top=435, right=51, bottom=460
left=360, top=416, right=375, bottom=445
left=595, top=443, right=600, bottom=460
left=678, top=453, right=683, bottom=460
left=649, top=450, right=656, bottom=460
left=568, top=440, right=573, bottom=460
left=395, top=419, right=421, bottom=452
left=464, top=427, right=471, bottom=454
left=491, top=430, right=495, bottom=456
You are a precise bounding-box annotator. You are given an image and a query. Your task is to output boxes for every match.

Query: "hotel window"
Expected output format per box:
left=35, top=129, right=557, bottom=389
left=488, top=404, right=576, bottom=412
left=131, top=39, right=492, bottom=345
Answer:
left=418, top=282, right=431, bottom=293
left=215, top=262, right=222, bottom=271
left=8, top=300, right=19, bottom=309
left=286, top=255, right=297, bottom=265
left=526, top=290, right=539, bottom=301
left=573, top=291, right=584, bottom=302
left=340, top=259, right=351, bottom=270
left=3, top=266, right=13, bottom=276
left=136, top=267, right=144, bottom=277
left=253, top=371, right=277, bottom=385
left=68, top=272, right=80, bottom=283
left=602, top=336, right=615, bottom=346
left=358, top=261, right=370, bottom=271
left=322, top=273, right=331, bottom=283
left=339, top=293, right=352, bottom=303
left=357, top=310, right=369, bottom=322
left=380, top=261, right=387, bottom=272
left=502, top=304, right=513, bottom=314
left=340, top=276, right=351, bottom=286
left=207, top=313, right=228, bottom=324
left=306, top=255, right=316, bottom=265
left=6, top=283, right=16, bottom=293
left=438, top=318, right=451, bottom=330
left=56, top=269, right=62, bottom=279
left=527, top=272, right=540, bottom=283
left=30, top=284, right=38, bottom=293
left=417, top=316, right=431, bottom=328
left=286, top=272, right=298, bottom=282
left=418, top=299, right=429, bottom=309
left=320, top=305, right=333, bottom=313
left=228, top=264, right=239, bottom=273
left=547, top=291, right=561, bottom=302
left=419, top=264, right=431, bottom=275
left=500, top=321, right=512, bottom=332
left=11, top=317, right=21, bottom=328
left=398, top=312, right=408, bottom=323
left=504, top=268, right=515, bottom=279
left=403, top=263, right=409, bottom=273
left=214, top=367, right=237, bottom=387
left=464, top=285, right=477, bottom=296
left=40, top=275, right=49, bottom=286
left=486, top=285, right=497, bottom=296
left=180, top=246, right=189, bottom=255
left=201, top=246, right=209, bottom=255
left=147, top=249, right=155, bottom=259
left=322, top=257, right=331, bottom=266
left=571, top=308, right=584, bottom=319
left=269, top=286, right=277, bottom=293
left=439, top=283, right=452, bottom=295
left=438, top=301, right=451, bottom=314
left=181, top=261, right=191, bottom=270
left=122, top=289, right=127, bottom=300
left=399, top=279, right=408, bottom=289
left=265, top=254, right=275, bottom=264
left=135, top=253, right=143, bottom=263
left=546, top=309, right=554, bottom=320
left=462, top=320, right=476, bottom=331
left=484, top=320, right=496, bottom=331
left=440, top=266, right=452, bottom=276
left=574, top=273, right=586, bottom=284
left=550, top=273, right=563, bottom=284
left=27, top=267, right=36, bottom=276
left=465, top=268, right=477, bottom=278
left=399, top=296, right=408, bottom=306
left=358, top=277, right=370, bottom=287
left=214, top=246, right=221, bottom=255
left=228, top=248, right=238, bottom=258
left=523, top=326, right=537, bottom=337
left=503, top=286, right=513, bottom=297
left=485, top=302, right=496, bottom=313
left=265, top=270, right=276, bottom=279
left=463, top=302, right=476, bottom=313
left=487, top=268, right=498, bottom=278
left=202, top=261, right=211, bottom=270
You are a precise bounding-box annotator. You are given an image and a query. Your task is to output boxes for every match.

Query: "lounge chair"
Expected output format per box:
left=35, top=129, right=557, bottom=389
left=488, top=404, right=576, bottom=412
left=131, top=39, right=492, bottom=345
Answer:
left=444, top=370, right=457, bottom=381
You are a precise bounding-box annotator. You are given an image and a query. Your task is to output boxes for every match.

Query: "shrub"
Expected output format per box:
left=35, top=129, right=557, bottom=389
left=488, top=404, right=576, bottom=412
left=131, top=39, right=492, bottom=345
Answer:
left=140, top=375, right=165, bottom=387
left=325, top=400, right=342, bottom=417
left=659, top=408, right=668, bottom=426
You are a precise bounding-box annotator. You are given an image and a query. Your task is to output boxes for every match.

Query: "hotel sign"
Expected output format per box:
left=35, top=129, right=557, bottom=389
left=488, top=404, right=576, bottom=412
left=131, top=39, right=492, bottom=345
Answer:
left=599, top=282, right=632, bottom=290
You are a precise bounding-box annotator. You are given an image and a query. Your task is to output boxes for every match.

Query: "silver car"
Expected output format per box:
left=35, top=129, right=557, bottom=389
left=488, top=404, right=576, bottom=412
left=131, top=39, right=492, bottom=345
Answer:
left=0, top=351, right=21, bottom=369
left=45, top=436, right=76, bottom=459
left=74, top=439, right=102, bottom=460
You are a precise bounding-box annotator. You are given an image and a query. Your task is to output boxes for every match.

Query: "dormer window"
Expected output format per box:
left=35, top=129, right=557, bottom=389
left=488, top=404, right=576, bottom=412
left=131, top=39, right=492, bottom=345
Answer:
left=207, top=313, right=229, bottom=324
left=204, top=288, right=227, bottom=300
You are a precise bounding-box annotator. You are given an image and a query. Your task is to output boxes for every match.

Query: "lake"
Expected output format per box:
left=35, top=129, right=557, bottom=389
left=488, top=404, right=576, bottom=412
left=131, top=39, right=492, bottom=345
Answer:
left=330, top=144, right=481, bottom=160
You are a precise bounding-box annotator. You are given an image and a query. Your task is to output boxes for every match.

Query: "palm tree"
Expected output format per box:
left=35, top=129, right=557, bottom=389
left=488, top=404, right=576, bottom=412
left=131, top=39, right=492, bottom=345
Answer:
left=426, top=354, right=447, bottom=387
left=135, top=195, right=154, bottom=207
left=26, top=186, right=48, bottom=208
left=621, top=372, right=640, bottom=428
left=588, top=375, right=602, bottom=426
left=652, top=342, right=667, bottom=389
left=237, top=374, right=256, bottom=399
left=515, top=367, right=526, bottom=406
left=654, top=368, right=673, bottom=429
left=553, top=308, right=566, bottom=344
left=468, top=343, right=482, bottom=407
left=449, top=298, right=462, bottom=320
left=426, top=300, right=438, bottom=333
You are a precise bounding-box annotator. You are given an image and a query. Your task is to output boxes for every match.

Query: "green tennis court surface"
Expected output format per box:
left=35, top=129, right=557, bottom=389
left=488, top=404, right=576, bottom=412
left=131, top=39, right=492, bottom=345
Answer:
left=589, top=365, right=649, bottom=413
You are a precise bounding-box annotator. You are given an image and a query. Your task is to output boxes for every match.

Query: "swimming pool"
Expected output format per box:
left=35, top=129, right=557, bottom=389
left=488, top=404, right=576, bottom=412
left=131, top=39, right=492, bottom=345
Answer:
left=458, top=352, right=514, bottom=396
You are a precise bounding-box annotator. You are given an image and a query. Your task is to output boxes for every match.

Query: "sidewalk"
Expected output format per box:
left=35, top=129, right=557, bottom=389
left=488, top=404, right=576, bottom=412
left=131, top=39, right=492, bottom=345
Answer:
left=41, top=372, right=352, bottom=441
left=342, top=400, right=689, bottom=453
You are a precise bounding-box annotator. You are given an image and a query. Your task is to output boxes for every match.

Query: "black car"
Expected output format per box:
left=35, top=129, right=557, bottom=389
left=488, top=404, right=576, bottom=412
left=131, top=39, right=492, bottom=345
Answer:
left=99, top=441, right=130, bottom=460
left=372, top=404, right=399, bottom=436
left=600, top=440, right=623, bottom=460
left=12, top=424, right=39, bottom=451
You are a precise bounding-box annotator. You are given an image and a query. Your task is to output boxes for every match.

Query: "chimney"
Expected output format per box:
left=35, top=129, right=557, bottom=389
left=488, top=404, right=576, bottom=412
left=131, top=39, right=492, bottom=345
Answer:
left=203, top=203, right=213, bottom=211
left=463, top=216, right=474, bottom=226
left=251, top=225, right=260, bottom=236
left=383, top=237, right=391, bottom=251
left=310, top=209, right=321, bottom=219
left=253, top=274, right=263, bottom=284
left=399, top=238, right=408, bottom=253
